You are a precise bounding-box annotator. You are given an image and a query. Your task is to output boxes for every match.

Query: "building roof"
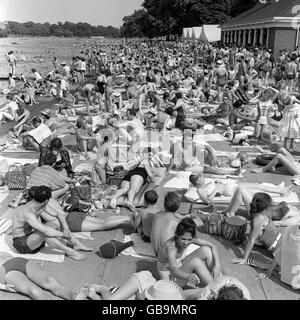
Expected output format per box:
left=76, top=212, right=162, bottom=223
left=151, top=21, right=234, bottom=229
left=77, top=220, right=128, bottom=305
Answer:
left=0, top=22, right=7, bottom=30
left=223, top=0, right=300, bottom=27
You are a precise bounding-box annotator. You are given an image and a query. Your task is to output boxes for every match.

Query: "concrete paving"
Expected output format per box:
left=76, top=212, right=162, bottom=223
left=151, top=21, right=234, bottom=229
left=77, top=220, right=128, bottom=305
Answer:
left=0, top=96, right=299, bottom=300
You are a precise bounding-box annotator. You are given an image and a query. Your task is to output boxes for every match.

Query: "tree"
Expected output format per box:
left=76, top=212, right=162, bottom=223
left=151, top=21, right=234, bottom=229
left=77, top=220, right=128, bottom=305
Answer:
left=6, top=21, right=120, bottom=38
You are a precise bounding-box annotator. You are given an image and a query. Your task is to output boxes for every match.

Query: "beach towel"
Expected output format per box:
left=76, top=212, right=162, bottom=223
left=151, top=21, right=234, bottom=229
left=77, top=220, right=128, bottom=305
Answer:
left=0, top=234, right=65, bottom=263
left=280, top=226, right=300, bottom=289
left=120, top=234, right=156, bottom=260
left=163, top=171, right=191, bottom=189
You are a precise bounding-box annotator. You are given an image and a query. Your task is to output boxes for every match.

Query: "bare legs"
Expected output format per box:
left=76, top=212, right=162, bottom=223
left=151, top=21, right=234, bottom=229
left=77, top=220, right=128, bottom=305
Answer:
left=80, top=215, right=133, bottom=232
left=252, top=147, right=300, bottom=175
left=223, top=182, right=291, bottom=217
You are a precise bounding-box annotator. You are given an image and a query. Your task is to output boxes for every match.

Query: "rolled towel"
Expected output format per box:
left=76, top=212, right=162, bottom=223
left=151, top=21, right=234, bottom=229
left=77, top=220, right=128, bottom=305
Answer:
left=96, top=240, right=134, bottom=259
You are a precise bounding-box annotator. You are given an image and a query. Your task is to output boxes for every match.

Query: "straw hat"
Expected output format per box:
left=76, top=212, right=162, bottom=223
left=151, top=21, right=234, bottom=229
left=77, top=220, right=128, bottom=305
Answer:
left=144, top=280, right=184, bottom=300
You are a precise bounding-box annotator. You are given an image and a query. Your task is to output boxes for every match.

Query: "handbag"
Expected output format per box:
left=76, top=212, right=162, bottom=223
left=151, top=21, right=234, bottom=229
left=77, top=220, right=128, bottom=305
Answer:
left=5, top=163, right=27, bottom=190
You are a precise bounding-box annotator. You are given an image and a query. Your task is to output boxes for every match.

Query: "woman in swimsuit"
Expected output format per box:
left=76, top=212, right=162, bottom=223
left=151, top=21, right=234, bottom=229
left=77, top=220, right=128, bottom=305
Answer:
left=110, top=149, right=155, bottom=212
left=232, top=193, right=299, bottom=277
left=157, top=218, right=221, bottom=288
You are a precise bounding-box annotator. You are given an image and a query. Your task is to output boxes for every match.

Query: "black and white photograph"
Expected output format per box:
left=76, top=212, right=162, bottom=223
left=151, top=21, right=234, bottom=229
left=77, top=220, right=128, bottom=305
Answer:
left=0, top=0, right=299, bottom=304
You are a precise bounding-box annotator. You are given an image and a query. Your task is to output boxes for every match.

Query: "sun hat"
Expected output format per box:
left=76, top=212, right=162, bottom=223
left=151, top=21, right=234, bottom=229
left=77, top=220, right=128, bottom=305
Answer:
left=144, top=280, right=184, bottom=300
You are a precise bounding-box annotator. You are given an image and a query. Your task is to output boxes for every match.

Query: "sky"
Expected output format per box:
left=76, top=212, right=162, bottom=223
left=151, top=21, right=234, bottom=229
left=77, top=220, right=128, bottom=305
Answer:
left=0, top=0, right=143, bottom=27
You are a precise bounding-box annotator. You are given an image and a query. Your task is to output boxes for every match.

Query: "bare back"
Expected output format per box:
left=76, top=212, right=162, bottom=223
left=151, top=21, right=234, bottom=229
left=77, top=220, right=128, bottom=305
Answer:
left=150, top=212, right=180, bottom=255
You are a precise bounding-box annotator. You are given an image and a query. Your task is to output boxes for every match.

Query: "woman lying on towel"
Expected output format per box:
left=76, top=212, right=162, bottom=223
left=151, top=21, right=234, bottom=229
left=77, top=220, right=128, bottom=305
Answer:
left=232, top=193, right=300, bottom=278
left=109, top=148, right=156, bottom=212
left=252, top=147, right=300, bottom=176
left=0, top=253, right=81, bottom=300
left=167, top=131, right=241, bottom=176
left=188, top=175, right=292, bottom=218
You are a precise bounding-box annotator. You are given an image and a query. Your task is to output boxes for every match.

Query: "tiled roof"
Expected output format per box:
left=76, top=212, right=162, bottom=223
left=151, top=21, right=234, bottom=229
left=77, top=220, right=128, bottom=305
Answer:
left=223, top=0, right=300, bottom=27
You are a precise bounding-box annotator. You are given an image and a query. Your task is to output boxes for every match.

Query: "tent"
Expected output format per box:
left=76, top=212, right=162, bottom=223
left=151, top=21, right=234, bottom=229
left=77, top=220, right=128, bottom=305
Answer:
left=191, top=27, right=203, bottom=40
left=186, top=28, right=194, bottom=39
left=199, top=25, right=221, bottom=42
left=182, top=28, right=189, bottom=39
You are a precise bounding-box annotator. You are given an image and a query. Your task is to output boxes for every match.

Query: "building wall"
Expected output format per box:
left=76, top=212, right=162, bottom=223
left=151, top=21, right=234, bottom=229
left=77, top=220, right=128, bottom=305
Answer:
left=268, top=28, right=276, bottom=52
left=273, top=28, right=297, bottom=55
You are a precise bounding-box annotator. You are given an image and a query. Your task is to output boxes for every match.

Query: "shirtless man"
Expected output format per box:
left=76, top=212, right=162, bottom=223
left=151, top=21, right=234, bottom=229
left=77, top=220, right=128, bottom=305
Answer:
left=213, top=60, right=228, bottom=103
left=12, top=186, right=88, bottom=261
left=7, top=51, right=17, bottom=77
left=94, top=131, right=114, bottom=184
left=114, top=108, right=144, bottom=145
left=167, top=131, right=241, bottom=176
left=76, top=118, right=101, bottom=160
left=157, top=218, right=221, bottom=287
left=77, top=83, right=101, bottom=115
left=150, top=192, right=185, bottom=256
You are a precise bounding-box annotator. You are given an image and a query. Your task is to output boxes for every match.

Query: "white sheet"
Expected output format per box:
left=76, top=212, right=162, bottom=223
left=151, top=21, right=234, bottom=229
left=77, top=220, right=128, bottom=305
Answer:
left=163, top=171, right=191, bottom=189
left=0, top=234, right=65, bottom=263
left=120, top=234, right=156, bottom=260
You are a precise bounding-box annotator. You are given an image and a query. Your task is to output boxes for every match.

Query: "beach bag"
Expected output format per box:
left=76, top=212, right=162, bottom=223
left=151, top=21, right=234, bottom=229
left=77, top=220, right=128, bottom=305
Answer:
left=5, top=164, right=27, bottom=190
left=72, top=184, right=92, bottom=203
left=203, top=213, right=224, bottom=236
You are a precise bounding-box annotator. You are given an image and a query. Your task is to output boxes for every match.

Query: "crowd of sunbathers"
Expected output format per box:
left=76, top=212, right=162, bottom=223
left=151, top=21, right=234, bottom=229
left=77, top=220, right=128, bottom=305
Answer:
left=1, top=39, right=300, bottom=300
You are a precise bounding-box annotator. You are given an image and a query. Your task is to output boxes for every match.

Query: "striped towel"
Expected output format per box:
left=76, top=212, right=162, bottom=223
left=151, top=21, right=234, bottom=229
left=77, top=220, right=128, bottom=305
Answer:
left=0, top=218, right=12, bottom=236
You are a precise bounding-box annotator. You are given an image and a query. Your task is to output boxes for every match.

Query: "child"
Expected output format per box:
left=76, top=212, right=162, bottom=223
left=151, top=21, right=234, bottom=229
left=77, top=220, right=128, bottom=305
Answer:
left=279, top=92, right=300, bottom=153
left=133, top=190, right=159, bottom=242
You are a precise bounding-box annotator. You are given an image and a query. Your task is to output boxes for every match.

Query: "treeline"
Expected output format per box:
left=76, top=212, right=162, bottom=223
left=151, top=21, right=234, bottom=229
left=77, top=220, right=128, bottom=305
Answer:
left=6, top=21, right=120, bottom=38
left=121, top=0, right=259, bottom=38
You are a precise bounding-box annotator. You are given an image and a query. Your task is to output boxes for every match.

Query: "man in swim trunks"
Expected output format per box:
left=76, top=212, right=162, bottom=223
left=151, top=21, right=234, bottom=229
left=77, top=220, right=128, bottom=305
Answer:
left=213, top=59, right=228, bottom=103
left=151, top=192, right=192, bottom=256
left=12, top=186, right=88, bottom=261
left=114, top=108, right=144, bottom=145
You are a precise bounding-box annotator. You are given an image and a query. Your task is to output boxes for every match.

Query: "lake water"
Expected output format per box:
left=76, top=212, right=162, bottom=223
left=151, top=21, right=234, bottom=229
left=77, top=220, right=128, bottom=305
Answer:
left=0, top=36, right=120, bottom=78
